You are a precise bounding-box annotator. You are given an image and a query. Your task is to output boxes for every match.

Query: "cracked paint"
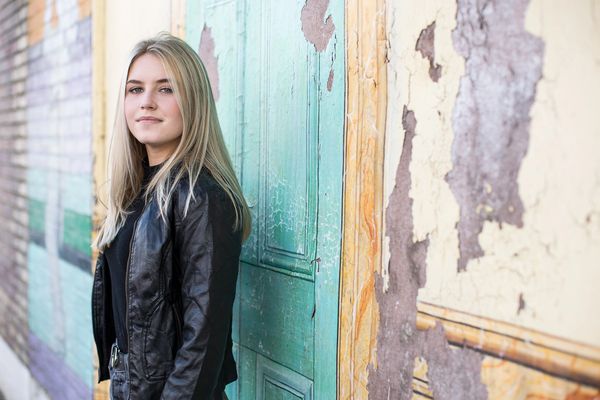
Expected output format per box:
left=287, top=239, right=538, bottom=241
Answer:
left=300, top=0, right=335, bottom=52
left=421, top=323, right=487, bottom=400
left=198, top=24, right=220, bottom=102
left=369, top=106, right=425, bottom=399
left=446, top=0, right=544, bottom=271
left=370, top=106, right=485, bottom=399
left=416, top=21, right=442, bottom=82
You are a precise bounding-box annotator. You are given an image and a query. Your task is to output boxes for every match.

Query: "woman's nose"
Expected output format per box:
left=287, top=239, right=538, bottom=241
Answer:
left=140, top=93, right=156, bottom=109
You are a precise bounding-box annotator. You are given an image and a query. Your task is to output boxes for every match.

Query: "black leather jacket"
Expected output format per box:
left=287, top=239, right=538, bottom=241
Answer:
left=92, top=168, right=242, bottom=399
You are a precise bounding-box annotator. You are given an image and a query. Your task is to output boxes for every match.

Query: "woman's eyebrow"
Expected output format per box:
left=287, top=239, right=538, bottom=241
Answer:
left=126, top=78, right=171, bottom=85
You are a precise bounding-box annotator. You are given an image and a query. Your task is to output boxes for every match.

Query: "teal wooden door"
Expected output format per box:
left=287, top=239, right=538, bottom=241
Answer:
left=185, top=1, right=344, bottom=398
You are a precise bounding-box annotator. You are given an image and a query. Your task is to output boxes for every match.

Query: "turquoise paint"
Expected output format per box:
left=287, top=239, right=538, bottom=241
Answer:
left=28, top=198, right=45, bottom=233
left=312, top=0, right=345, bottom=395
left=62, top=209, right=92, bottom=256
left=61, top=173, right=92, bottom=215
left=59, top=259, right=94, bottom=386
left=186, top=1, right=344, bottom=398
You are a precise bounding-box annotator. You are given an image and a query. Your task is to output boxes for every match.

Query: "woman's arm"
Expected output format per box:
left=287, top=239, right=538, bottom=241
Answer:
left=160, top=184, right=241, bottom=399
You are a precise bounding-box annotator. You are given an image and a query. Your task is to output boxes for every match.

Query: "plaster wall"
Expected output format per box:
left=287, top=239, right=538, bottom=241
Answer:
left=383, top=0, right=600, bottom=349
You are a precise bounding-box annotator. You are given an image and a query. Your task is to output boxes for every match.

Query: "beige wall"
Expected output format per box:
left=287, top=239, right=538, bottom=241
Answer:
left=104, top=1, right=172, bottom=160
left=382, top=0, right=600, bottom=350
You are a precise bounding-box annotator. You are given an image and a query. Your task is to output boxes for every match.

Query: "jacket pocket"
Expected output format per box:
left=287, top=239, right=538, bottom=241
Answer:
left=142, top=297, right=177, bottom=380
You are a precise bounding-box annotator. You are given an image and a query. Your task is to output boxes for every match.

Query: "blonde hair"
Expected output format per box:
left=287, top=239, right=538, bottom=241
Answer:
left=93, top=32, right=251, bottom=251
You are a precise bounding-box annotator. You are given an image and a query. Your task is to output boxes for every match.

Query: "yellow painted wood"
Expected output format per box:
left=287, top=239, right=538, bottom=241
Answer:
left=337, top=0, right=387, bottom=397
left=416, top=302, right=600, bottom=388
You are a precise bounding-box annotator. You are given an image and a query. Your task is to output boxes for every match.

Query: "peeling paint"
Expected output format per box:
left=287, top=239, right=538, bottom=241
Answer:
left=517, top=292, right=525, bottom=314
left=301, top=0, right=335, bottom=52
left=327, top=68, right=334, bottom=91
left=198, top=24, right=220, bottom=102
left=421, top=323, right=488, bottom=400
left=370, top=106, right=486, bottom=399
left=415, top=21, right=442, bottom=82
left=446, top=0, right=544, bottom=271
left=369, top=106, right=425, bottom=399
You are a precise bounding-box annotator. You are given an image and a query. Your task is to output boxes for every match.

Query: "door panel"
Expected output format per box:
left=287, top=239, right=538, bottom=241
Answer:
left=184, top=0, right=344, bottom=398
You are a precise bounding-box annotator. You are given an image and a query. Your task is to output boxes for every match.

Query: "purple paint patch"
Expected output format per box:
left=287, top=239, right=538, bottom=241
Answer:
left=301, top=0, right=335, bottom=52
left=369, top=107, right=486, bottom=399
left=421, top=323, right=488, bottom=400
left=447, top=0, right=544, bottom=271
left=415, top=21, right=442, bottom=82
left=327, top=68, right=334, bottom=91
left=198, top=24, right=220, bottom=102
left=29, top=333, right=92, bottom=400
left=369, top=107, right=430, bottom=399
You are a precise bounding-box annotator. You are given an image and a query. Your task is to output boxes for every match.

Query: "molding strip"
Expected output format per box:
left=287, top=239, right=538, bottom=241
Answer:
left=416, top=302, right=600, bottom=387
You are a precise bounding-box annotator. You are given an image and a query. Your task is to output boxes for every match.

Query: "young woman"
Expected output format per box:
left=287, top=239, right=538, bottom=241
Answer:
left=91, top=32, right=251, bottom=400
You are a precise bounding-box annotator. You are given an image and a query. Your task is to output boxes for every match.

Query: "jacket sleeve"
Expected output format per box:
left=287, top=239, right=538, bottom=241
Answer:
left=160, top=183, right=241, bottom=399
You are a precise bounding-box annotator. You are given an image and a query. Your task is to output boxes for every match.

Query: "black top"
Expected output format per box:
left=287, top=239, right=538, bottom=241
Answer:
left=105, top=157, right=164, bottom=353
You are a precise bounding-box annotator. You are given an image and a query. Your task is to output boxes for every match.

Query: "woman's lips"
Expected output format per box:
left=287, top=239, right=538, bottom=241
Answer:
left=137, top=118, right=162, bottom=124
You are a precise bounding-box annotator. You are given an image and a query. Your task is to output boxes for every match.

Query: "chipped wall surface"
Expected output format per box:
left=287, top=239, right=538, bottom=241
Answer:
left=375, top=0, right=600, bottom=397
left=383, top=0, right=600, bottom=353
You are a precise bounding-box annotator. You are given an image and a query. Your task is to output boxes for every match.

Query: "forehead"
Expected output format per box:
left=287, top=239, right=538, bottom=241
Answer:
left=127, top=53, right=167, bottom=81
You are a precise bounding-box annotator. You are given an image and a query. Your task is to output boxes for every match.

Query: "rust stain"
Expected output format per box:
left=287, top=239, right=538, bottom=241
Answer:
left=198, top=24, right=220, bottom=102
left=300, top=0, right=335, bottom=52
left=415, top=21, right=442, bottom=82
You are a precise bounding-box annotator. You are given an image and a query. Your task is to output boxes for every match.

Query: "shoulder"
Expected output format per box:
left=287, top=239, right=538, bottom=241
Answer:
left=173, top=167, right=233, bottom=224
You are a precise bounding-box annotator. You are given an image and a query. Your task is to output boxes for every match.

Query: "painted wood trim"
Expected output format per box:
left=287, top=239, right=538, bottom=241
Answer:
left=91, top=0, right=107, bottom=398
left=170, top=0, right=186, bottom=38
left=416, top=302, right=600, bottom=387
left=337, top=0, right=388, bottom=397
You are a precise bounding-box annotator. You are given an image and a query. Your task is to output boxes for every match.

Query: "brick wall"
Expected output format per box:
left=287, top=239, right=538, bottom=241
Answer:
left=0, top=0, right=30, bottom=367
left=0, top=0, right=94, bottom=398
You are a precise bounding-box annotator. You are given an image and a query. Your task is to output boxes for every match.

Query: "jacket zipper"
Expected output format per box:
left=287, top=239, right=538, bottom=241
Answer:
left=125, top=198, right=153, bottom=355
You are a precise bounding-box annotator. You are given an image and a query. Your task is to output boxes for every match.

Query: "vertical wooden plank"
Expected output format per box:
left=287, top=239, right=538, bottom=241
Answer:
left=313, top=0, right=346, bottom=398
left=337, top=0, right=387, bottom=397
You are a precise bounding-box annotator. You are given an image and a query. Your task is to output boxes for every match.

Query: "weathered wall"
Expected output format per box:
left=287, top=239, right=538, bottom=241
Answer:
left=25, top=0, right=94, bottom=398
left=371, top=0, right=600, bottom=398
left=0, top=0, right=95, bottom=399
left=102, top=0, right=171, bottom=173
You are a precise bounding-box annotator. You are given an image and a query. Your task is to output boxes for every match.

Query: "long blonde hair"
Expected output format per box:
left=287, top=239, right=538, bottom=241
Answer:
left=93, top=32, right=251, bottom=252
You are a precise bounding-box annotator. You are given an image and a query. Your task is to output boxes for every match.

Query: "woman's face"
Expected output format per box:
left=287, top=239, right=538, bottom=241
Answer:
left=125, top=53, right=183, bottom=163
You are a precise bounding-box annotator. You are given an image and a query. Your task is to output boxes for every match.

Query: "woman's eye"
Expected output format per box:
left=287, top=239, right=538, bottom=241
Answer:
left=128, top=87, right=142, bottom=94
left=160, top=87, right=173, bottom=94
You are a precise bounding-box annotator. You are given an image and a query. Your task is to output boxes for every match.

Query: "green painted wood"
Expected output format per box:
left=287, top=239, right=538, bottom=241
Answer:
left=186, top=0, right=344, bottom=398
left=240, top=265, right=314, bottom=377
left=239, top=345, right=257, bottom=399
left=226, top=342, right=240, bottom=400
left=257, top=354, right=312, bottom=400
